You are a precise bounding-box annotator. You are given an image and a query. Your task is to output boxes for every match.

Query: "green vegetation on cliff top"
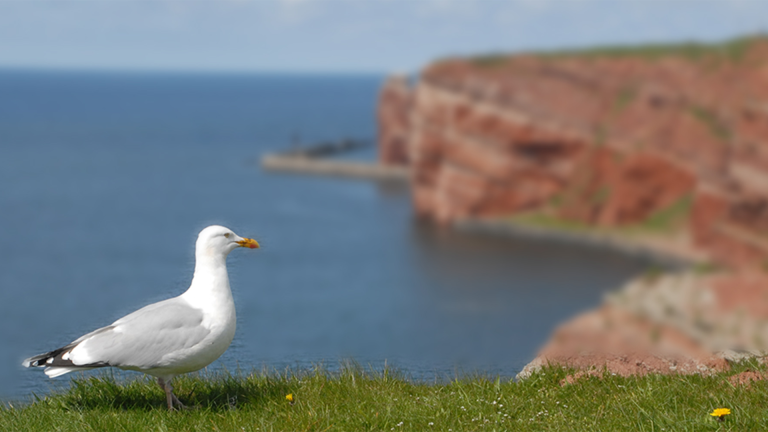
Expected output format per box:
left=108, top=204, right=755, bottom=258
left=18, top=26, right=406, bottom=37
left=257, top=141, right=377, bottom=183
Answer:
left=3, top=362, right=768, bottom=431
left=471, top=34, right=767, bottom=68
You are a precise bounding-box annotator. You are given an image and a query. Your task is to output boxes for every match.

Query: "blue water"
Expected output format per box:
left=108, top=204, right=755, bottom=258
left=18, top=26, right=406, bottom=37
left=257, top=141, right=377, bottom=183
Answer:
left=0, top=70, right=651, bottom=402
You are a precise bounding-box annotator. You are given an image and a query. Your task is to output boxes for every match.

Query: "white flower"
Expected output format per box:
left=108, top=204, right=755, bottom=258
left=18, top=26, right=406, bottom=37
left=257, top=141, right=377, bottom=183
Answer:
left=428, top=422, right=434, bottom=426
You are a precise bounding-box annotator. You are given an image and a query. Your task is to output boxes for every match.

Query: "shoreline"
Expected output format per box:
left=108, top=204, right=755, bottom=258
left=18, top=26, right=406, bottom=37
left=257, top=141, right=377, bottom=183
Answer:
left=454, top=218, right=709, bottom=270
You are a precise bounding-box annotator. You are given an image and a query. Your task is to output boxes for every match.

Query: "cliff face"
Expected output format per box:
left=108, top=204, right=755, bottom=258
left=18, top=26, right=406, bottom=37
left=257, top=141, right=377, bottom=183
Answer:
left=377, top=76, right=412, bottom=166
left=379, top=38, right=768, bottom=267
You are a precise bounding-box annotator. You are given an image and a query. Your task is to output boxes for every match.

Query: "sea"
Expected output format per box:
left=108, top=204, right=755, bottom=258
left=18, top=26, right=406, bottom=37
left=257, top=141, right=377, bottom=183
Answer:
left=0, top=70, right=653, bottom=402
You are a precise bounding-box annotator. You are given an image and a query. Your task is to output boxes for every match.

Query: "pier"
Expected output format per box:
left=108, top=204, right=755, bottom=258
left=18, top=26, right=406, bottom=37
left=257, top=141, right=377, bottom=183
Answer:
left=261, top=139, right=410, bottom=182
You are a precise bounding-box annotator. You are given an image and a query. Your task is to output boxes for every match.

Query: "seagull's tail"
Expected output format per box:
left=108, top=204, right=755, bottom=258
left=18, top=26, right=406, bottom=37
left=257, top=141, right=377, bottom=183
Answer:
left=23, top=342, right=107, bottom=378
left=23, top=345, right=77, bottom=368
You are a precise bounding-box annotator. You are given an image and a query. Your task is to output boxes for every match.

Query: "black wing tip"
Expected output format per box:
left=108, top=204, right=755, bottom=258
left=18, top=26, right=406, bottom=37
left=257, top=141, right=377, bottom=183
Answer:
left=23, top=353, right=53, bottom=368
left=23, top=349, right=110, bottom=370
left=23, top=344, right=76, bottom=368
left=24, top=327, right=117, bottom=370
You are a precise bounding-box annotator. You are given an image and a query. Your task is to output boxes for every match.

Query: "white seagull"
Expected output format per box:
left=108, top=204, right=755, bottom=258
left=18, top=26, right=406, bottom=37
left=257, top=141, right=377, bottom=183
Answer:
left=23, top=225, right=259, bottom=410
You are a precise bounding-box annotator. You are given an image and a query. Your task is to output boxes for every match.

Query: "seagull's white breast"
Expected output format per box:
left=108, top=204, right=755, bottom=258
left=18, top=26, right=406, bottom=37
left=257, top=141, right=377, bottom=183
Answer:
left=153, top=283, right=237, bottom=375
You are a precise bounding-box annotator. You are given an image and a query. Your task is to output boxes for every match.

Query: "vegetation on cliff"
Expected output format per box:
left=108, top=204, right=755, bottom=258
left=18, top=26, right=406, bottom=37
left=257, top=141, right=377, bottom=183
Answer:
left=385, top=32, right=768, bottom=266
left=4, top=363, right=768, bottom=431
left=470, top=34, right=768, bottom=67
left=515, top=193, right=694, bottom=235
left=376, top=32, right=768, bottom=398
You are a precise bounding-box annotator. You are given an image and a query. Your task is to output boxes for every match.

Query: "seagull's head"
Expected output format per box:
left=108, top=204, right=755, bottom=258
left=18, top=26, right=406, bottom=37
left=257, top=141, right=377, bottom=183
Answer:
left=196, top=225, right=260, bottom=257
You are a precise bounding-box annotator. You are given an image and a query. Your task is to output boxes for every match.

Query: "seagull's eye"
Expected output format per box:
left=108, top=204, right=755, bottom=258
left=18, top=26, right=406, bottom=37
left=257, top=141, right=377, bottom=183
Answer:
left=224, top=233, right=230, bottom=238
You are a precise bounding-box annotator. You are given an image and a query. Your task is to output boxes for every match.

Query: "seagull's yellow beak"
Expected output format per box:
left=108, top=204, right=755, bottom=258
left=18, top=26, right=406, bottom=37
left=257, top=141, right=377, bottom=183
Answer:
left=237, top=238, right=260, bottom=249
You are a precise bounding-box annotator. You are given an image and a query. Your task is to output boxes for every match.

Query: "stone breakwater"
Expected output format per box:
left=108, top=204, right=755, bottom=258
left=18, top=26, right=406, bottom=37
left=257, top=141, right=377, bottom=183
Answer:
left=378, top=37, right=768, bottom=376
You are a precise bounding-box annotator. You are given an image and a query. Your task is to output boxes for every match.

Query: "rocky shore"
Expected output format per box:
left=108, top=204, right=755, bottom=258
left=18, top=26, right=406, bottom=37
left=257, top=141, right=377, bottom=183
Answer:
left=377, top=36, right=768, bottom=377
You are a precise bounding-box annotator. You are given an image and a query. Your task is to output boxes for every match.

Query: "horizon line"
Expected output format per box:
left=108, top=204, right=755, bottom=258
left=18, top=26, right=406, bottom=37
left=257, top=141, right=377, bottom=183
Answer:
left=0, top=64, right=399, bottom=77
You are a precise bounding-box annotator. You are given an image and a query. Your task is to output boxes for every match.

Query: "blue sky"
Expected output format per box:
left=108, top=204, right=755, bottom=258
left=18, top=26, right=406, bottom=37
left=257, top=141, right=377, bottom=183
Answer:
left=1, top=0, right=767, bottom=73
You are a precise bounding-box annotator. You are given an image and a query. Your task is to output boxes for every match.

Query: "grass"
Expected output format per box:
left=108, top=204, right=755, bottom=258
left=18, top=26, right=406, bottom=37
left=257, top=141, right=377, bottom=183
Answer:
left=593, top=124, right=608, bottom=147
left=639, top=195, right=693, bottom=233
left=539, top=35, right=759, bottom=62
left=512, top=212, right=592, bottom=232
left=689, top=106, right=732, bottom=142
left=469, top=35, right=767, bottom=68
left=511, top=194, right=693, bottom=237
left=3, top=363, right=768, bottom=431
left=613, top=87, right=637, bottom=113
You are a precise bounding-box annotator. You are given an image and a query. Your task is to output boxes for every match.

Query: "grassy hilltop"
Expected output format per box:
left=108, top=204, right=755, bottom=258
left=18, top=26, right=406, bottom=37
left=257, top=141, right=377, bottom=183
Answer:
left=3, top=363, right=768, bottom=431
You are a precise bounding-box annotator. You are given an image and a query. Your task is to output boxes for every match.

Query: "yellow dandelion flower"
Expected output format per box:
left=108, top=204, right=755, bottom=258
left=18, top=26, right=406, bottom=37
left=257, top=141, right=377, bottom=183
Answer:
left=710, top=408, right=731, bottom=420
left=286, top=394, right=294, bottom=402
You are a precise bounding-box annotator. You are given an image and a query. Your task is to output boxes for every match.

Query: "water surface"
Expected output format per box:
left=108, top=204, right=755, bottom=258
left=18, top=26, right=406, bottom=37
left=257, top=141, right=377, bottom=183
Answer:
left=0, top=70, right=652, bottom=401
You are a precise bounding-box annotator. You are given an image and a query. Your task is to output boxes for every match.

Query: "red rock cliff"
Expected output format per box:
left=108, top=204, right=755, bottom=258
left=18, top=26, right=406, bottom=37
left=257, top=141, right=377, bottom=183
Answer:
left=377, top=76, right=412, bottom=166
left=378, top=38, right=768, bottom=267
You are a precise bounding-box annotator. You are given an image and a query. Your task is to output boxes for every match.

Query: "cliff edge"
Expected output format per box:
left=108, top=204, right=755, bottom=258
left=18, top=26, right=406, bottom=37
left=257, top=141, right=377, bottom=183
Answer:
left=378, top=36, right=768, bottom=376
left=380, top=36, right=768, bottom=268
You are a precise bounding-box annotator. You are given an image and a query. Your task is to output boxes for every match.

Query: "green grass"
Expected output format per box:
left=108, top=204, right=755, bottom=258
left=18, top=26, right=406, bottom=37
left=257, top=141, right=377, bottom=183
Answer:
left=591, top=186, right=611, bottom=206
left=593, top=124, right=608, bottom=147
left=469, top=35, right=767, bottom=68
left=613, top=87, right=638, bottom=113
left=512, top=212, right=592, bottom=232
left=471, top=54, right=510, bottom=68
left=689, top=106, right=732, bottom=142
left=639, top=194, right=693, bottom=233
left=539, top=35, right=759, bottom=62
left=4, top=363, right=768, bottom=431
left=511, top=194, right=693, bottom=238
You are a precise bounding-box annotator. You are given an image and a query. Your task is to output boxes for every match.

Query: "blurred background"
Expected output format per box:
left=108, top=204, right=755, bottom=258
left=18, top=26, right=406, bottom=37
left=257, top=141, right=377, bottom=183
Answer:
left=2, top=0, right=768, bottom=401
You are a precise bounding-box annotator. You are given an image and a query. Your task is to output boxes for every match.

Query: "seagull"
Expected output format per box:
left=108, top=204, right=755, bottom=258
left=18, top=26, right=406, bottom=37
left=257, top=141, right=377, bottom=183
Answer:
left=23, top=225, right=259, bottom=410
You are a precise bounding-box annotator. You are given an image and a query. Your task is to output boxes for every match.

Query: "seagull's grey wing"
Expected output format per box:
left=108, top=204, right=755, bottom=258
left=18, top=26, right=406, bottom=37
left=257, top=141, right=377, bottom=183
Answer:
left=71, top=297, right=211, bottom=369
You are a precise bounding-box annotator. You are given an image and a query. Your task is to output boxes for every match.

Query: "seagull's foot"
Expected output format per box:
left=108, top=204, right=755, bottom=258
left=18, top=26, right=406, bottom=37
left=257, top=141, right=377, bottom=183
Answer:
left=171, top=393, right=198, bottom=411
left=157, top=377, right=200, bottom=411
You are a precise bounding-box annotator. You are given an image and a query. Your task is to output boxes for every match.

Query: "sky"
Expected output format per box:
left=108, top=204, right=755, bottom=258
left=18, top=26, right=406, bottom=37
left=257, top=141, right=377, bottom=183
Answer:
left=0, top=0, right=767, bottom=73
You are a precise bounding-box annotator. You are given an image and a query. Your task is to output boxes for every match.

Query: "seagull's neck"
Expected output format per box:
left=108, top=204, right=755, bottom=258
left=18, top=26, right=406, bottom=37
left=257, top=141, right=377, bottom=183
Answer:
left=182, top=251, right=234, bottom=310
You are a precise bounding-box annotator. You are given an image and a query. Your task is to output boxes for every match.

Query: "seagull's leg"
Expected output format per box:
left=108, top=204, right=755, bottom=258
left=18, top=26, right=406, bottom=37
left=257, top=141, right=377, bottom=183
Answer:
left=158, top=377, right=189, bottom=410
left=170, top=392, right=187, bottom=409
left=157, top=377, right=174, bottom=410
